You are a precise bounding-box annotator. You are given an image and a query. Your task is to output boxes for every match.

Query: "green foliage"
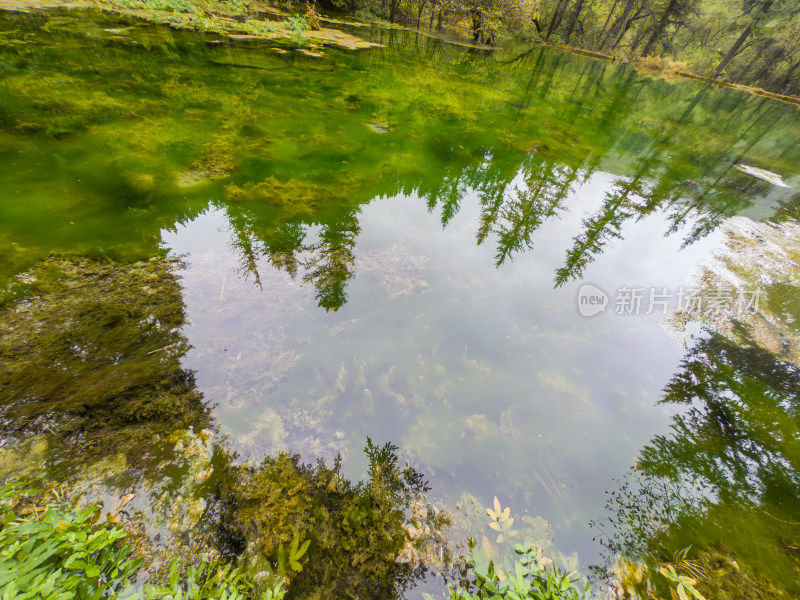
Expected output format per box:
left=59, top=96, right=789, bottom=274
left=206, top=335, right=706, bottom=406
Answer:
left=0, top=481, right=140, bottom=600
left=143, top=558, right=285, bottom=600
left=273, top=534, right=311, bottom=576
left=284, top=14, right=310, bottom=40
left=220, top=444, right=444, bottom=599
left=108, top=0, right=195, bottom=13
left=219, top=0, right=251, bottom=16
left=449, top=544, right=591, bottom=600
left=0, top=480, right=285, bottom=600
left=243, top=19, right=279, bottom=35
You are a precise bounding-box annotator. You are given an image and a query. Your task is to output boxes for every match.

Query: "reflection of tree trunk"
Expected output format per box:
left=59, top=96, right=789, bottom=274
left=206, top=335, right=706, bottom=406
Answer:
left=561, top=0, right=586, bottom=44
left=640, top=0, right=679, bottom=57
left=713, top=0, right=773, bottom=79
left=601, top=0, right=636, bottom=53
left=752, top=46, right=784, bottom=87
left=780, top=60, right=800, bottom=94
left=735, top=43, right=769, bottom=83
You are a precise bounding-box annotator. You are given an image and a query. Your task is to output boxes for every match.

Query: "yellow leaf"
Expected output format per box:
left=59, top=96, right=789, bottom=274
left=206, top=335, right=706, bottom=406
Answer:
left=117, top=493, right=136, bottom=510
left=494, top=496, right=501, bottom=513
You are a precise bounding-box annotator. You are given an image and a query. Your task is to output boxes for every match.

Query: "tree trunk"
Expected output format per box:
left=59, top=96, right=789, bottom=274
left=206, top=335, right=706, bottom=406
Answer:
left=544, top=0, right=571, bottom=42
left=713, top=0, right=774, bottom=79
left=601, top=0, right=636, bottom=53
left=562, top=0, right=587, bottom=44
left=640, top=0, right=679, bottom=57
left=594, top=0, right=620, bottom=50
left=471, top=8, right=482, bottom=42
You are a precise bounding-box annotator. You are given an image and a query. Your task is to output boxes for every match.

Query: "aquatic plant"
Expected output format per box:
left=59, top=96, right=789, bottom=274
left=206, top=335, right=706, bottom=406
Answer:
left=0, top=255, right=209, bottom=472
left=219, top=441, right=450, bottom=599
left=0, top=481, right=141, bottom=600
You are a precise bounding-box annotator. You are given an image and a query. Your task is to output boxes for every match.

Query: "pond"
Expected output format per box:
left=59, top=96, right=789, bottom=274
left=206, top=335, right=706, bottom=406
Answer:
left=1, top=8, right=799, bottom=599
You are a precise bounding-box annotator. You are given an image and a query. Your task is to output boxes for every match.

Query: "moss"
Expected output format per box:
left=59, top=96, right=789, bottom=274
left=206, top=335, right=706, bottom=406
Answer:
left=224, top=176, right=346, bottom=219
left=0, top=254, right=210, bottom=471
left=189, top=137, right=240, bottom=179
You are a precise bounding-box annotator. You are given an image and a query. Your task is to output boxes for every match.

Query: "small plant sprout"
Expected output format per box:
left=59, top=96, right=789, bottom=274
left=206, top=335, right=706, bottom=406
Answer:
left=486, top=496, right=514, bottom=543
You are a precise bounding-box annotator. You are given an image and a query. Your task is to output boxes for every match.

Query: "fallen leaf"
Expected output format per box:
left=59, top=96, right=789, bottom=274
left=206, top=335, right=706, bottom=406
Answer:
left=117, top=493, right=136, bottom=510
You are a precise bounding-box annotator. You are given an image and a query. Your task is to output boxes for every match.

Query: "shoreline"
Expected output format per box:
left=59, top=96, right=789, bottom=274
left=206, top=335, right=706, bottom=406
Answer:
left=3, top=0, right=800, bottom=106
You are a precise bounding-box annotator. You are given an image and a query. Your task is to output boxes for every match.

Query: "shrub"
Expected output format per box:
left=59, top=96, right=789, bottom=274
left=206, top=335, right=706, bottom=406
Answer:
left=285, top=14, right=310, bottom=41
left=305, top=3, right=321, bottom=30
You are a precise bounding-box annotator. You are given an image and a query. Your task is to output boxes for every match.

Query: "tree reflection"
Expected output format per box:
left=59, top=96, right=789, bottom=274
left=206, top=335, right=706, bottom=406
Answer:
left=596, top=333, right=800, bottom=598
left=594, top=218, right=800, bottom=597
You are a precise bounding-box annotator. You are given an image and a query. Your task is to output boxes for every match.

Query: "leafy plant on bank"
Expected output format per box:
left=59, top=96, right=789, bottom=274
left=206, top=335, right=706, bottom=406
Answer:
left=0, top=481, right=140, bottom=600
left=305, top=2, right=321, bottom=30
left=448, top=543, right=592, bottom=600
left=0, top=481, right=285, bottom=600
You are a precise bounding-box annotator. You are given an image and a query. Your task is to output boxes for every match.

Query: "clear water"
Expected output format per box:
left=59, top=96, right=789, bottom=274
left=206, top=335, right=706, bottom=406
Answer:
left=2, top=8, right=799, bottom=596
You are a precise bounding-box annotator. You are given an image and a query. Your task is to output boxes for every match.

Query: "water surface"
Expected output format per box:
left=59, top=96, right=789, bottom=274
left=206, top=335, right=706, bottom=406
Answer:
left=1, top=8, right=799, bottom=596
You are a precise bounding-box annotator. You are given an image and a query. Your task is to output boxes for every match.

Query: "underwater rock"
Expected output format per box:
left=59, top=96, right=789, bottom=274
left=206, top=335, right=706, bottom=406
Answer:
left=734, top=163, right=790, bottom=187
left=297, top=49, right=323, bottom=58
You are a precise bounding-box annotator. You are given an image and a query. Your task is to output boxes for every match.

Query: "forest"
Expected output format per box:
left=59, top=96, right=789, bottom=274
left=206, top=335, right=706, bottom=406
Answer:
left=318, top=0, right=800, bottom=94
